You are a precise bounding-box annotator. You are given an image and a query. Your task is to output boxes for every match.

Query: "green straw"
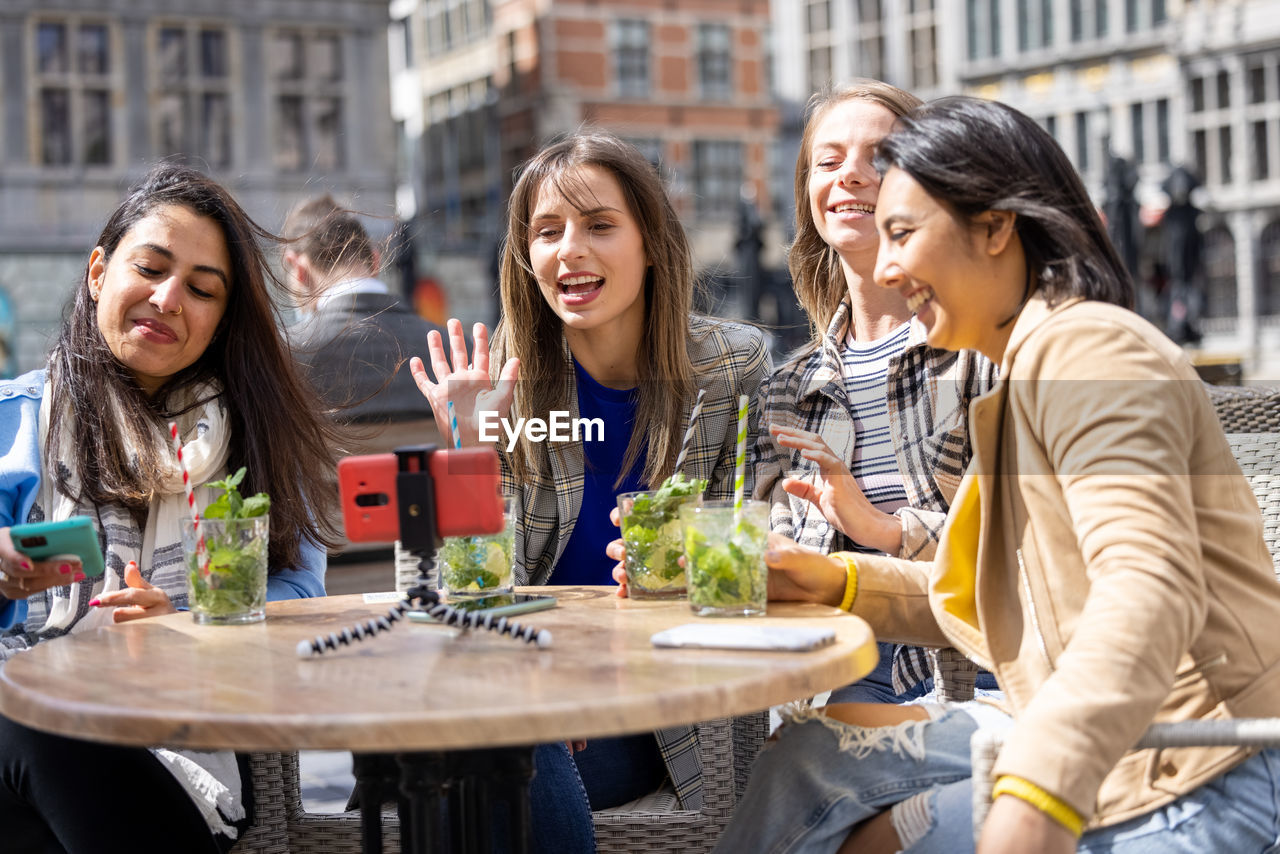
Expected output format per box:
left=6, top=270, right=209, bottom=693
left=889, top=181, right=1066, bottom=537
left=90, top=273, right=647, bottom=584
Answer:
left=732, top=394, right=748, bottom=528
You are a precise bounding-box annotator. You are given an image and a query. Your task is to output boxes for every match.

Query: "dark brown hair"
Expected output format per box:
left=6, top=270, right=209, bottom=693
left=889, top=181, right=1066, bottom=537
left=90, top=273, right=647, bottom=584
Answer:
left=47, top=162, right=344, bottom=569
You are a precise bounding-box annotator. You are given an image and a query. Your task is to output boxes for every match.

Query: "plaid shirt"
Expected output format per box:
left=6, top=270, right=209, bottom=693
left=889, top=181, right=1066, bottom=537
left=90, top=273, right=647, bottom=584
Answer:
left=501, top=314, right=772, bottom=809
left=750, top=299, right=996, bottom=690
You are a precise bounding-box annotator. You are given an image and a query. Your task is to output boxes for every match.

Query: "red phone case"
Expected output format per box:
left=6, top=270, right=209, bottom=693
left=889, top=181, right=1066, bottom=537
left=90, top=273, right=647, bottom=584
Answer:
left=338, top=447, right=505, bottom=543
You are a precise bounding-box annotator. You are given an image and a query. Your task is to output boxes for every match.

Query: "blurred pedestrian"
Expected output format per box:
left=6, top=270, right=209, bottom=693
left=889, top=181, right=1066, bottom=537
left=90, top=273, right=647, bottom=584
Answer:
left=283, top=195, right=441, bottom=424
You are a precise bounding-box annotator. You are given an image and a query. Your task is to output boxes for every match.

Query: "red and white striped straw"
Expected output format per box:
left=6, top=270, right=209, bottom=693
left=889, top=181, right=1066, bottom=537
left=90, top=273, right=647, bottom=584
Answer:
left=170, top=422, right=209, bottom=576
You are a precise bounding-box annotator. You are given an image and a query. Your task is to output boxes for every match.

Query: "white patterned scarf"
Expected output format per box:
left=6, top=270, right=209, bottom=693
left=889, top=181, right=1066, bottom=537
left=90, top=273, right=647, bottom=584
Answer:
left=0, top=380, right=247, bottom=839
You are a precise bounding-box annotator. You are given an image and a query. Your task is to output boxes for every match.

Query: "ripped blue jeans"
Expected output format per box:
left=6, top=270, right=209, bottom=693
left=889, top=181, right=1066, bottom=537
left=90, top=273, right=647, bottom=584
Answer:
left=713, top=703, right=1280, bottom=854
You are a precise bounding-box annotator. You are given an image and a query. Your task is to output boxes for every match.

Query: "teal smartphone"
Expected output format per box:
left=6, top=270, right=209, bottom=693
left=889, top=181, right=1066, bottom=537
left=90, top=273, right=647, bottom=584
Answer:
left=408, top=593, right=556, bottom=623
left=9, top=516, right=106, bottom=578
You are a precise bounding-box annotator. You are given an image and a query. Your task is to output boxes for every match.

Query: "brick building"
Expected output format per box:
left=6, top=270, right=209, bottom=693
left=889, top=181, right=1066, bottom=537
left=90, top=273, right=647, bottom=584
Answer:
left=391, top=0, right=780, bottom=325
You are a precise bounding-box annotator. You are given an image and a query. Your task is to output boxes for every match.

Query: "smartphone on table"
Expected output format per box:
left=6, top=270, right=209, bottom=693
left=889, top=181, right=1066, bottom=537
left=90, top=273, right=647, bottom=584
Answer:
left=8, top=516, right=106, bottom=578
left=337, top=446, right=505, bottom=543
left=407, top=593, right=557, bottom=623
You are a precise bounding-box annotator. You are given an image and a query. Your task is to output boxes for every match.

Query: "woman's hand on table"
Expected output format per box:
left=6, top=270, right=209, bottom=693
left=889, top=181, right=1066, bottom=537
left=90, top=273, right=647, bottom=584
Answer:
left=90, top=561, right=177, bottom=623
left=764, top=534, right=847, bottom=607
left=0, top=527, right=86, bottom=599
left=410, top=318, right=520, bottom=447
left=772, top=425, right=902, bottom=555
left=607, top=507, right=628, bottom=597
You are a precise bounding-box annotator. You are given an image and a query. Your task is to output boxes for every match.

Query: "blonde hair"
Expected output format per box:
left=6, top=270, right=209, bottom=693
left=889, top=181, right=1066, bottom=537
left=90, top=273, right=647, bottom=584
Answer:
left=492, top=131, right=696, bottom=487
left=790, top=79, right=922, bottom=343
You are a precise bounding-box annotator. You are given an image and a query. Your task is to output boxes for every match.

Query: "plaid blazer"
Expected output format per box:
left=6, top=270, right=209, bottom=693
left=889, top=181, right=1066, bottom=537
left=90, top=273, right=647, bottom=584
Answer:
left=750, top=300, right=996, bottom=689
left=500, top=314, right=772, bottom=809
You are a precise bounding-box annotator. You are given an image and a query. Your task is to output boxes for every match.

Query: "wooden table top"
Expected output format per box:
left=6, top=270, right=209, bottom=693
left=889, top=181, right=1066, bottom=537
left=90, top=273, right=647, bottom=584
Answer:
left=0, top=587, right=877, bottom=753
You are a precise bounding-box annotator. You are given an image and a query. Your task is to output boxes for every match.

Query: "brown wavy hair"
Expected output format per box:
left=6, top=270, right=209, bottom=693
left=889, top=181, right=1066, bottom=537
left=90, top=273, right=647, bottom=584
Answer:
left=46, top=163, right=344, bottom=569
left=790, top=80, right=922, bottom=344
left=492, top=131, right=696, bottom=488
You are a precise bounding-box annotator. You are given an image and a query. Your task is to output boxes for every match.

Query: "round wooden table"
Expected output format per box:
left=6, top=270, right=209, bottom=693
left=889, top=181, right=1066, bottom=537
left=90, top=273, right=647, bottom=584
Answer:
left=0, top=587, right=877, bottom=853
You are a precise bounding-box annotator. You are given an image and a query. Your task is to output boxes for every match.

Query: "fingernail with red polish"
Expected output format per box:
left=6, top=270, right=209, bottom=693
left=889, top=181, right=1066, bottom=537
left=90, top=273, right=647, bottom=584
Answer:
left=59, top=564, right=72, bottom=574
left=74, top=572, right=86, bottom=582
left=88, top=598, right=101, bottom=607
left=20, top=561, right=30, bottom=570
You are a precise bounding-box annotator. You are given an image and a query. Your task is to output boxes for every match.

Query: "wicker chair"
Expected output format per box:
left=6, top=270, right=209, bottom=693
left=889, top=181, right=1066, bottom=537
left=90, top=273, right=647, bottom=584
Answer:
left=251, top=715, right=766, bottom=854
left=227, top=752, right=293, bottom=854
left=970, top=383, right=1280, bottom=841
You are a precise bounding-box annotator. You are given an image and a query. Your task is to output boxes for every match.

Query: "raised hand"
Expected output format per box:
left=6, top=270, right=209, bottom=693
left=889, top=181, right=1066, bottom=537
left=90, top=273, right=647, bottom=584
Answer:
left=409, top=318, right=520, bottom=447
left=771, top=425, right=902, bottom=555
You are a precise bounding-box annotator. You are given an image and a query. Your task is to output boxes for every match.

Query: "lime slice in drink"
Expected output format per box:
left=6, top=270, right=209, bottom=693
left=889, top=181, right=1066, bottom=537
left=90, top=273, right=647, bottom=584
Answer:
left=484, top=542, right=508, bottom=579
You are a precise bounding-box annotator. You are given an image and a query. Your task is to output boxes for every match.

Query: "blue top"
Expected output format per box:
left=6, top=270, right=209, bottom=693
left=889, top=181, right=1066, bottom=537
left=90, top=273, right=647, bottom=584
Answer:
left=549, top=360, right=646, bottom=586
left=0, top=370, right=326, bottom=630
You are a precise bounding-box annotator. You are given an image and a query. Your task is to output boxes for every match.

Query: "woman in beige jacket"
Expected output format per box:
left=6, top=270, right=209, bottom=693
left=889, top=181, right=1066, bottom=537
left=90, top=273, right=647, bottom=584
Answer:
left=714, top=96, right=1280, bottom=854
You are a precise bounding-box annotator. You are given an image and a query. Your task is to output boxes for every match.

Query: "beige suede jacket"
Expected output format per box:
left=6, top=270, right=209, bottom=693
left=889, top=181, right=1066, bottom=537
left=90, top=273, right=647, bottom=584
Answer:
left=850, top=295, right=1280, bottom=827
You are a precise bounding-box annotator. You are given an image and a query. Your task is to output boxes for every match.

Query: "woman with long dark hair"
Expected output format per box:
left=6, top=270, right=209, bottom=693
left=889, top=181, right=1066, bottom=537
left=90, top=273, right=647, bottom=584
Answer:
left=0, top=163, right=341, bottom=853
left=717, top=96, right=1280, bottom=854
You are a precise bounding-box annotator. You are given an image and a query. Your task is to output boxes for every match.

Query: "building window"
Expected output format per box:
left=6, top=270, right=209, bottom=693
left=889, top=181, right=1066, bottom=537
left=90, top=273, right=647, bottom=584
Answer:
left=807, top=0, right=831, bottom=32
left=1192, top=129, right=1207, bottom=182
left=1126, top=0, right=1168, bottom=32
left=1260, top=220, right=1280, bottom=317
left=1130, top=102, right=1144, bottom=163
left=967, top=0, right=1000, bottom=61
left=853, top=0, right=884, bottom=81
left=625, top=138, right=664, bottom=173
left=1202, top=226, right=1237, bottom=319
left=152, top=25, right=232, bottom=168
left=1253, top=120, right=1270, bottom=180
left=907, top=0, right=938, bottom=89
left=1155, top=98, right=1169, bottom=163
left=32, top=18, right=115, bottom=166
left=808, top=46, right=833, bottom=91
left=1017, top=0, right=1053, bottom=52
left=1218, top=126, right=1233, bottom=184
left=698, top=24, right=732, bottom=100
left=693, top=140, right=742, bottom=217
left=270, top=29, right=344, bottom=172
left=1248, top=63, right=1267, bottom=104
left=1070, top=0, right=1108, bottom=42
left=614, top=20, right=649, bottom=98
left=1074, top=110, right=1091, bottom=173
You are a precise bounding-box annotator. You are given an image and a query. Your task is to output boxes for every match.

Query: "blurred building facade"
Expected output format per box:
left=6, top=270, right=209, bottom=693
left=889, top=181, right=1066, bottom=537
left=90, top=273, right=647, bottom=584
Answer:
left=772, top=0, right=1280, bottom=380
left=0, top=0, right=396, bottom=376
left=390, top=0, right=780, bottom=326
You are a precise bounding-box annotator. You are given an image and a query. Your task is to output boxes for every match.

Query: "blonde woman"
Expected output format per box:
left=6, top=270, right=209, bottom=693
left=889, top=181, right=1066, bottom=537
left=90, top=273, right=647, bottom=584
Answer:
left=751, top=81, right=997, bottom=704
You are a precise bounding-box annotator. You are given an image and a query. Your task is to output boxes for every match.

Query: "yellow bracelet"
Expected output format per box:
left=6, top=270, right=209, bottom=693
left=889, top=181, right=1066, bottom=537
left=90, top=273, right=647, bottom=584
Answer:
left=991, top=775, right=1085, bottom=838
left=830, top=552, right=858, bottom=612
